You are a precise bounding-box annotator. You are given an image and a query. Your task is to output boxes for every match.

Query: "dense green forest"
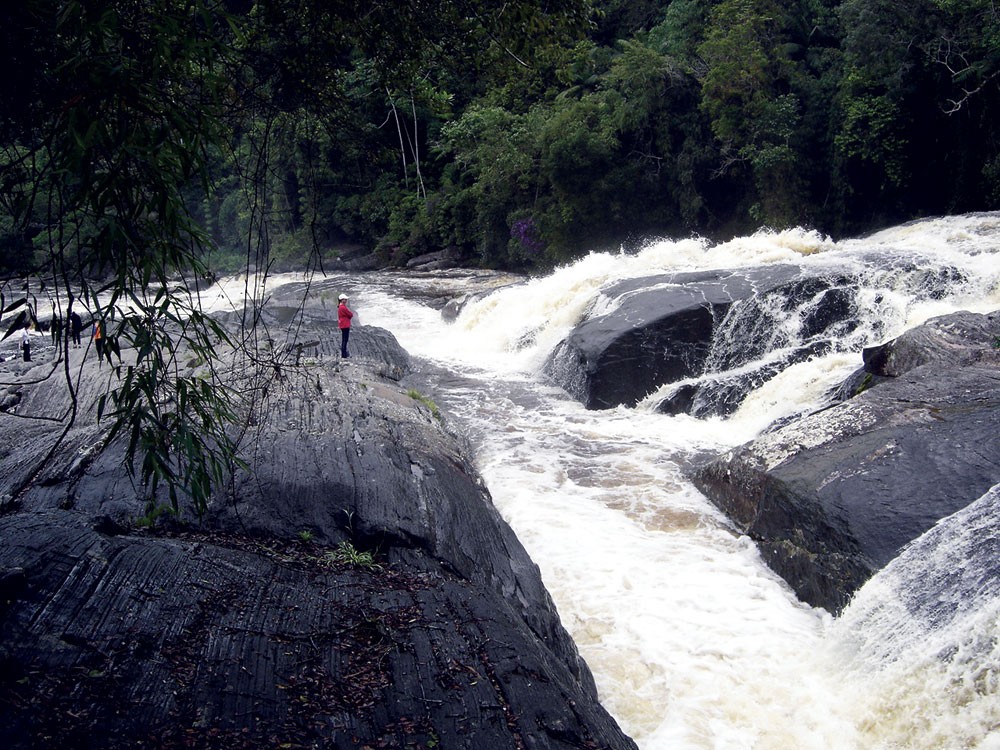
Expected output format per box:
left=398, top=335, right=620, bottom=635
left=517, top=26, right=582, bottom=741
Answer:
left=4, top=0, right=1000, bottom=276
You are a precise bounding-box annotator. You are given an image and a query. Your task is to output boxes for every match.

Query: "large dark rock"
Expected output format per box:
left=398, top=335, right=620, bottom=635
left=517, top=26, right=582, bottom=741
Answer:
left=0, top=308, right=636, bottom=749
left=405, top=248, right=463, bottom=271
left=544, top=265, right=858, bottom=411
left=691, top=310, right=1000, bottom=613
left=321, top=244, right=383, bottom=272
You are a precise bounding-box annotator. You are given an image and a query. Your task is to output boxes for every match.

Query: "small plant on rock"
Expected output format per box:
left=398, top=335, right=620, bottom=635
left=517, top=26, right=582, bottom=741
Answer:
left=325, top=541, right=380, bottom=569
left=407, top=389, right=441, bottom=421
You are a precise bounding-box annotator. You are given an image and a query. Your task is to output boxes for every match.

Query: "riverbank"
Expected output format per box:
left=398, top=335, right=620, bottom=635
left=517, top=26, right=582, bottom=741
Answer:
left=0, top=303, right=636, bottom=749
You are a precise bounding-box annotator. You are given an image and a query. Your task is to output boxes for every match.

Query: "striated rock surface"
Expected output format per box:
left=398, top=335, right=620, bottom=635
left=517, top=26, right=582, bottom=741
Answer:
left=691, top=310, right=1000, bottom=613
left=0, top=306, right=636, bottom=749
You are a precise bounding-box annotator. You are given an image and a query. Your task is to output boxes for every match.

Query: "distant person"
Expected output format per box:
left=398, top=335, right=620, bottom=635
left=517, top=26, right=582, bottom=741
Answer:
left=50, top=309, right=61, bottom=345
left=20, top=325, right=31, bottom=362
left=93, top=320, right=104, bottom=360
left=338, top=294, right=353, bottom=358
left=69, top=310, right=82, bottom=348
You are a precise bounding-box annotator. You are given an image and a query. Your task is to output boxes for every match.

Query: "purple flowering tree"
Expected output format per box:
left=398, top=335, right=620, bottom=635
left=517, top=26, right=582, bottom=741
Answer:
left=509, top=216, right=545, bottom=257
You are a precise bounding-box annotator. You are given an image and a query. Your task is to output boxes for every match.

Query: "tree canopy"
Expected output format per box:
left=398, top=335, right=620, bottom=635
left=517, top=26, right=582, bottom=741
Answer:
left=7, top=0, right=1000, bottom=274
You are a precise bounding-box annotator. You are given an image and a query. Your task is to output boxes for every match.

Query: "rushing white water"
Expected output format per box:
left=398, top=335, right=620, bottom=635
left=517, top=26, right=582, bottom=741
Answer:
left=830, top=484, right=1000, bottom=750
left=243, top=213, right=1000, bottom=749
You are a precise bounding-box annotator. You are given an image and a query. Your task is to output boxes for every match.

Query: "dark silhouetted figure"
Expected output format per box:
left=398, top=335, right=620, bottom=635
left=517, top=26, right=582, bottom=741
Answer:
left=70, top=311, right=82, bottom=348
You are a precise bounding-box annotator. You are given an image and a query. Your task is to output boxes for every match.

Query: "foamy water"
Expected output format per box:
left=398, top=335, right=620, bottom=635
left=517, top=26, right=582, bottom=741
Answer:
left=230, top=214, right=1000, bottom=749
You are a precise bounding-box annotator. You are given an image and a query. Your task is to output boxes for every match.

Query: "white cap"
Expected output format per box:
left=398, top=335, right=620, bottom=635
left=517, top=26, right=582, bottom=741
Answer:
left=338, top=294, right=348, bottom=300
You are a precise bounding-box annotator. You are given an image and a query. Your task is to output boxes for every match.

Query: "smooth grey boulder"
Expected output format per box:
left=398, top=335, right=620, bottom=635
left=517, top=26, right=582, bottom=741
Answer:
left=544, top=265, right=858, bottom=411
left=691, top=310, right=1000, bottom=613
left=319, top=244, right=383, bottom=272
left=405, top=248, right=462, bottom=271
left=0, top=308, right=636, bottom=749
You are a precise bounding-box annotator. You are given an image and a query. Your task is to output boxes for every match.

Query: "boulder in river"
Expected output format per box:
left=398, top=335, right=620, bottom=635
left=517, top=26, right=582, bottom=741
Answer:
left=544, top=265, right=858, bottom=411
left=691, top=310, right=1000, bottom=613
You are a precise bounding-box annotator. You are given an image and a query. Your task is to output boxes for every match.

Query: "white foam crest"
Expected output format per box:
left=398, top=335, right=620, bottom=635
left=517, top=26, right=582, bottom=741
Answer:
left=728, top=353, right=860, bottom=433
left=447, top=246, right=699, bottom=370
left=901, top=290, right=1000, bottom=332
left=442, top=221, right=997, bottom=384
left=445, top=229, right=837, bottom=372
left=845, top=216, right=1000, bottom=313
left=635, top=227, right=835, bottom=270
left=199, top=270, right=309, bottom=314
left=451, top=275, right=597, bottom=372
left=860, top=211, right=1000, bottom=254
left=706, top=226, right=836, bottom=264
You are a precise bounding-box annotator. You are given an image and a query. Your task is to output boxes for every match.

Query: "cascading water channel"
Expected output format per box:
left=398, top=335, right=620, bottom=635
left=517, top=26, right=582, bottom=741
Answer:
left=228, top=213, right=1000, bottom=749
left=829, top=484, right=1000, bottom=748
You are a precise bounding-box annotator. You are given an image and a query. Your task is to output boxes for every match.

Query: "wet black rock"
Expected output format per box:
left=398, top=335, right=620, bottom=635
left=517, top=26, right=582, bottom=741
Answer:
left=0, top=309, right=636, bottom=749
left=404, top=248, right=463, bottom=271
left=544, top=265, right=858, bottom=412
left=691, top=310, right=1000, bottom=613
left=320, top=244, right=383, bottom=272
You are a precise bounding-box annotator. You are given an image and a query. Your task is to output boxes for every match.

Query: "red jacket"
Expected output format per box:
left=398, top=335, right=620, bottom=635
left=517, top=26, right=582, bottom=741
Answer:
left=338, top=302, right=353, bottom=329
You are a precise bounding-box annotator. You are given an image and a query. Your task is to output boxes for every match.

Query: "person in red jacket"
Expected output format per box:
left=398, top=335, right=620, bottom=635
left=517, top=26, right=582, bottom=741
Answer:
left=337, top=294, right=353, bottom=358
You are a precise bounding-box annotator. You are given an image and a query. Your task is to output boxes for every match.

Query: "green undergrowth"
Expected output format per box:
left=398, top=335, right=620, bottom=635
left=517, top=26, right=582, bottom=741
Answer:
left=407, top=389, right=441, bottom=421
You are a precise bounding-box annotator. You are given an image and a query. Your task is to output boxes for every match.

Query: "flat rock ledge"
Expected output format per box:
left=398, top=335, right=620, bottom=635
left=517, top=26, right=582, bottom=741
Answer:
left=0, top=308, right=636, bottom=750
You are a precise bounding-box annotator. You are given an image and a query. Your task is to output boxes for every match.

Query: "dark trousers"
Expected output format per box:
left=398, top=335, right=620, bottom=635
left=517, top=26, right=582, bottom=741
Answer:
left=22, top=343, right=30, bottom=362
left=340, top=327, right=350, bottom=357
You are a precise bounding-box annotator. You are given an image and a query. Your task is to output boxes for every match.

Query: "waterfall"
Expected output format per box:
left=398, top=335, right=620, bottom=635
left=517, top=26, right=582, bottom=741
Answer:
left=243, top=212, right=1000, bottom=749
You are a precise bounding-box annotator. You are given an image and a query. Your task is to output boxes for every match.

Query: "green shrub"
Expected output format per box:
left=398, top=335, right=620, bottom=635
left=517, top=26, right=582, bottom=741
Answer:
left=407, top=389, right=441, bottom=421
left=324, top=541, right=380, bottom=569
